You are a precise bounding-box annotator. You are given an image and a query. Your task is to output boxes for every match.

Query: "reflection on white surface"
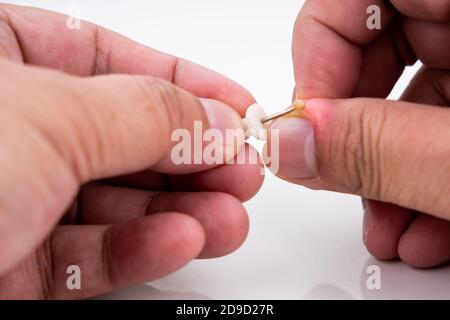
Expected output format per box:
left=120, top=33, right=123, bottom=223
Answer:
left=100, top=174, right=450, bottom=300
left=361, top=258, right=450, bottom=300
left=101, top=258, right=450, bottom=300
left=101, top=255, right=450, bottom=300
left=303, top=284, right=354, bottom=300
left=100, top=284, right=210, bottom=300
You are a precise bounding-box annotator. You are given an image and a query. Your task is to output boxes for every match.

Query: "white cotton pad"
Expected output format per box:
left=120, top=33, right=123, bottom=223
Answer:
left=242, top=103, right=268, bottom=140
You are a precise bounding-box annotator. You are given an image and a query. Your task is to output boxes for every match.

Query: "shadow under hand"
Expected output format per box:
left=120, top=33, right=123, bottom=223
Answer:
left=96, top=283, right=211, bottom=300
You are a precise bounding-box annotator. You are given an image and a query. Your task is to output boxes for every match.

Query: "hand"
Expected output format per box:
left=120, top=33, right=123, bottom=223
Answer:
left=0, top=5, right=263, bottom=298
left=273, top=0, right=450, bottom=267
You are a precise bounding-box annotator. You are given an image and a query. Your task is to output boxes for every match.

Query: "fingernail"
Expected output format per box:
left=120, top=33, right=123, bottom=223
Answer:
left=199, top=98, right=245, bottom=162
left=269, top=118, right=316, bottom=178
left=200, top=98, right=243, bottom=132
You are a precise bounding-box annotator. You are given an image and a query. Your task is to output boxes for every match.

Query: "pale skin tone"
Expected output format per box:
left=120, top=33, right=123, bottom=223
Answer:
left=0, top=1, right=449, bottom=299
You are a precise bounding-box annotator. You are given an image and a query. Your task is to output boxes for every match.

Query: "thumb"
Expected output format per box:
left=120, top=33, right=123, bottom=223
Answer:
left=58, top=74, right=245, bottom=180
left=267, top=98, right=450, bottom=220
left=0, top=64, right=244, bottom=274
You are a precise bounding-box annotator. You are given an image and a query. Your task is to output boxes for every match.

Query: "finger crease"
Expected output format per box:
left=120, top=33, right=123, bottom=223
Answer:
left=37, top=234, right=56, bottom=299
left=169, top=56, right=180, bottom=84
left=0, top=7, right=24, bottom=61
left=101, top=227, right=116, bottom=289
left=142, top=192, right=157, bottom=216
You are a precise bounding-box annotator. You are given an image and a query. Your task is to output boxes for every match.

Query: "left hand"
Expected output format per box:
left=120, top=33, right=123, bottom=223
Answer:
left=0, top=4, right=263, bottom=299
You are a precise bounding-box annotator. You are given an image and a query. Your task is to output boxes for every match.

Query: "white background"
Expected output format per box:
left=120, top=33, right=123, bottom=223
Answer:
left=4, top=0, right=449, bottom=299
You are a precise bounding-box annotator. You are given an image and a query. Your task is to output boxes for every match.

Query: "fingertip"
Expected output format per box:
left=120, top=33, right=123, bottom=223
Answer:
left=226, top=144, right=265, bottom=202
left=151, top=97, right=248, bottom=175
left=363, top=200, right=415, bottom=261
left=143, top=191, right=249, bottom=259
left=196, top=193, right=250, bottom=259
left=398, top=215, right=450, bottom=268
left=169, top=144, right=265, bottom=202
left=162, top=212, right=207, bottom=256
left=111, top=213, right=205, bottom=284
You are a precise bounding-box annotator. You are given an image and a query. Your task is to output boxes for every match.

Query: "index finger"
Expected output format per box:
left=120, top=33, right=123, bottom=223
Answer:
left=0, top=4, right=254, bottom=115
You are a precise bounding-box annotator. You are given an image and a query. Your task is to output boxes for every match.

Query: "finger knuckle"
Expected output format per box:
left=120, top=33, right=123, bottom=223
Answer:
left=333, top=101, right=387, bottom=198
left=132, top=77, right=191, bottom=135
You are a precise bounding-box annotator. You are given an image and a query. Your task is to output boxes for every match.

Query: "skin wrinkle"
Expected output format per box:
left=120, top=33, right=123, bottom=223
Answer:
left=351, top=106, right=366, bottom=196
left=58, top=81, right=100, bottom=184
left=141, top=191, right=157, bottom=217
left=152, top=79, right=183, bottom=140
left=91, top=25, right=102, bottom=76
left=101, top=226, right=115, bottom=293
left=91, top=25, right=114, bottom=76
left=342, top=105, right=364, bottom=195
left=169, top=56, right=180, bottom=85
left=357, top=104, right=368, bottom=197
left=386, top=109, right=421, bottom=209
left=36, top=235, right=55, bottom=299
left=308, top=15, right=362, bottom=48
left=0, top=8, right=23, bottom=62
left=370, top=104, right=388, bottom=201
left=411, top=121, right=441, bottom=210
left=89, top=90, right=114, bottom=182
left=378, top=111, right=394, bottom=203
left=131, top=77, right=174, bottom=165
left=78, top=76, right=149, bottom=182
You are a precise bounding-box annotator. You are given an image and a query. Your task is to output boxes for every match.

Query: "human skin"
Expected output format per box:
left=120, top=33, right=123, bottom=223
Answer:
left=272, top=0, right=450, bottom=268
left=0, top=4, right=264, bottom=298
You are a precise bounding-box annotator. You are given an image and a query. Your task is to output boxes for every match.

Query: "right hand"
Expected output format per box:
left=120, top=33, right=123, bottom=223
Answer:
left=272, top=0, right=450, bottom=268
